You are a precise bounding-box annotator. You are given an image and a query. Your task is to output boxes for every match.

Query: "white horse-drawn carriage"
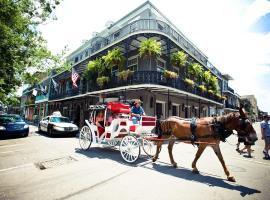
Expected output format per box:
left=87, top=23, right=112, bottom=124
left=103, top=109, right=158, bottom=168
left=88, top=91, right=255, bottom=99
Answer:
left=79, top=102, right=157, bottom=163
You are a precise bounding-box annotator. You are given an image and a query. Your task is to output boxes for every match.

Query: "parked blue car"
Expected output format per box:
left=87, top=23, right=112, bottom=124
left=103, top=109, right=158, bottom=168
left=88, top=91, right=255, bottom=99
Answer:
left=0, top=114, right=29, bottom=137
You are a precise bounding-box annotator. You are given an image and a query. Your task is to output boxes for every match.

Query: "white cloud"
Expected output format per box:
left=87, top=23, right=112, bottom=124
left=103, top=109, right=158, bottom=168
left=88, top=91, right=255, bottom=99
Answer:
left=38, top=0, right=270, bottom=112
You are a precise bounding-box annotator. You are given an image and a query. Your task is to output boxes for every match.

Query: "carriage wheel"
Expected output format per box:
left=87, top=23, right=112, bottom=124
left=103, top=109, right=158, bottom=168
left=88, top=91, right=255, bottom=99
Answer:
left=120, top=136, right=140, bottom=163
left=107, top=139, right=119, bottom=147
left=79, top=126, right=92, bottom=150
left=142, top=138, right=156, bottom=157
left=142, top=135, right=161, bottom=157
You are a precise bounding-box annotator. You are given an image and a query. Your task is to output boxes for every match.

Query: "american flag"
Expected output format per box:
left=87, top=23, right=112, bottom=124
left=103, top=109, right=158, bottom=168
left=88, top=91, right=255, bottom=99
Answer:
left=71, top=68, right=80, bottom=87
left=51, top=78, right=59, bottom=92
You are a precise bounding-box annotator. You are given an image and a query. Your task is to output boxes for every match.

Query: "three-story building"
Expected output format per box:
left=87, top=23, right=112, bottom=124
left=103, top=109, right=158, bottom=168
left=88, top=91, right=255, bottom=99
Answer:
left=22, top=1, right=238, bottom=127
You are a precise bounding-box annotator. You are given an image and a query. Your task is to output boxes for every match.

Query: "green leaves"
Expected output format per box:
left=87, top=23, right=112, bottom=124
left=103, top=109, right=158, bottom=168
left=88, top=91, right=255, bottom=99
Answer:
left=139, top=39, right=161, bottom=58
left=0, top=0, right=62, bottom=103
left=171, top=51, right=188, bottom=68
left=188, top=63, right=203, bottom=81
left=84, top=58, right=105, bottom=80
left=102, top=48, right=125, bottom=70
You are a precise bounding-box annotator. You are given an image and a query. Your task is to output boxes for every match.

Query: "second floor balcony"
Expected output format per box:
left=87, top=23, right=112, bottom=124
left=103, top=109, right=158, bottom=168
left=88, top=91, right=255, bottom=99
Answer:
left=50, top=71, right=223, bottom=104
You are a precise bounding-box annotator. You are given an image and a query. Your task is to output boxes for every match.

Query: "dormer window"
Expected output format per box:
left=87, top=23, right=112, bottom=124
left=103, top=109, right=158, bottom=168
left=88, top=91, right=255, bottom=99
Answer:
left=114, top=31, right=120, bottom=39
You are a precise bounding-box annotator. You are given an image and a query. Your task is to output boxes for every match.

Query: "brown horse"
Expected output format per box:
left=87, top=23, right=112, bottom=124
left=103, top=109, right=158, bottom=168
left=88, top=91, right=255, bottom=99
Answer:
left=152, top=106, right=257, bottom=182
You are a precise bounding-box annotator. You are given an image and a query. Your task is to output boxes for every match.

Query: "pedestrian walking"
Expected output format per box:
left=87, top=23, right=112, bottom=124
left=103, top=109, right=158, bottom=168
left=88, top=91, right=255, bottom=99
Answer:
left=260, top=114, right=270, bottom=159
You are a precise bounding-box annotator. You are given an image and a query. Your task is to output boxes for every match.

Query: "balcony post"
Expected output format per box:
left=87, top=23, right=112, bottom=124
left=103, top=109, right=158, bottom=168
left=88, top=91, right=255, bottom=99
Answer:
left=199, top=99, right=201, bottom=118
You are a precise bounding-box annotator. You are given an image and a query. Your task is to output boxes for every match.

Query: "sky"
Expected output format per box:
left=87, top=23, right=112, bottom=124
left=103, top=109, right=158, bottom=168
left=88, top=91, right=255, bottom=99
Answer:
left=38, top=0, right=270, bottom=112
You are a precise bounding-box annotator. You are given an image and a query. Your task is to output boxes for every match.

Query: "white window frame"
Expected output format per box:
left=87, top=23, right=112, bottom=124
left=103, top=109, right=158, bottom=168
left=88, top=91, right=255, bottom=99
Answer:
left=172, top=103, right=179, bottom=116
left=157, top=57, right=166, bottom=72
left=127, top=55, right=138, bottom=71
left=156, top=100, right=166, bottom=119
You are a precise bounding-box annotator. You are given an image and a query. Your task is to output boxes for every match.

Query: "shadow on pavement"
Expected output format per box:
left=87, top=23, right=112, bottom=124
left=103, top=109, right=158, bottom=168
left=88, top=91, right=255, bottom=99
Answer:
left=75, top=146, right=150, bottom=166
left=143, top=161, right=261, bottom=197
left=34, top=131, right=77, bottom=138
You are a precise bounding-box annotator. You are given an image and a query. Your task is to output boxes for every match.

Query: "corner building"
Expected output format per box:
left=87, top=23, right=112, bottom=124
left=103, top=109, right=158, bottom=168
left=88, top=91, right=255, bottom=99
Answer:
left=47, top=1, right=238, bottom=127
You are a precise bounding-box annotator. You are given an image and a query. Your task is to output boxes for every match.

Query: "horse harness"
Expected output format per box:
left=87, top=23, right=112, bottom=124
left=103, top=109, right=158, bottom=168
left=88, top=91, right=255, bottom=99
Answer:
left=189, top=117, right=233, bottom=144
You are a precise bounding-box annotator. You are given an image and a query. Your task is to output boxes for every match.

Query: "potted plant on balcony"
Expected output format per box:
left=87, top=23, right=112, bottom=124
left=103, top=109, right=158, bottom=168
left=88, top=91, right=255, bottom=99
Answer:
left=202, top=70, right=212, bottom=88
left=171, top=51, right=188, bottom=69
left=188, top=63, right=203, bottom=83
left=118, top=69, right=134, bottom=81
left=103, top=48, right=125, bottom=71
left=184, top=78, right=195, bottom=87
left=96, top=76, right=109, bottom=88
left=198, top=85, right=207, bottom=92
left=163, top=70, right=178, bottom=79
left=208, top=89, right=214, bottom=96
left=83, top=58, right=104, bottom=80
left=139, top=39, right=161, bottom=70
left=221, top=96, right=227, bottom=100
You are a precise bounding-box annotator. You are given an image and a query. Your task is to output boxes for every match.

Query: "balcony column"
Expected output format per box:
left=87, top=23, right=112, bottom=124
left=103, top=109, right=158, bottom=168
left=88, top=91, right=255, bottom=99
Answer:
left=79, top=78, right=83, bottom=94
left=185, top=95, right=189, bottom=118
left=166, top=38, right=171, bottom=70
left=198, top=99, right=201, bottom=118
left=125, top=38, right=131, bottom=70
left=167, top=89, right=170, bottom=117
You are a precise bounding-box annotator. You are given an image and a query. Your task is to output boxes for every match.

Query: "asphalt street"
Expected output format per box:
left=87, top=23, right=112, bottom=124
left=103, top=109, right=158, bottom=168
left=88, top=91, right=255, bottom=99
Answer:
left=0, top=123, right=269, bottom=200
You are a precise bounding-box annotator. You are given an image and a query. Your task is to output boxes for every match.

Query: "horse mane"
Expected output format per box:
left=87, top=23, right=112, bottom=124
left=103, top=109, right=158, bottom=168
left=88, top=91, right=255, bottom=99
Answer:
left=217, top=112, right=240, bottom=125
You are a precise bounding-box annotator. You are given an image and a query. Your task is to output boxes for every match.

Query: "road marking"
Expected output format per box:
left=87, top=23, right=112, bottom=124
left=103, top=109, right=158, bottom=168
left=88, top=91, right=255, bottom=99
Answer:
left=0, top=163, right=33, bottom=173
left=0, top=150, right=22, bottom=154
left=0, top=144, right=24, bottom=148
left=232, top=157, right=270, bottom=166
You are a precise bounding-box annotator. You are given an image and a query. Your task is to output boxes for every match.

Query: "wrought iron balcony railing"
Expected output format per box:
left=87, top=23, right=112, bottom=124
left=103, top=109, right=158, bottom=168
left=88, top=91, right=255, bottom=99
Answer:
left=225, top=102, right=238, bottom=110
left=50, top=71, right=223, bottom=104
left=69, top=19, right=222, bottom=78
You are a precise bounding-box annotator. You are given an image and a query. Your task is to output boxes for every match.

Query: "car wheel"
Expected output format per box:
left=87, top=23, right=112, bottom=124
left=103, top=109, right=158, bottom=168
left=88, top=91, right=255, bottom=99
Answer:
left=21, top=132, right=29, bottom=137
left=38, top=125, right=42, bottom=133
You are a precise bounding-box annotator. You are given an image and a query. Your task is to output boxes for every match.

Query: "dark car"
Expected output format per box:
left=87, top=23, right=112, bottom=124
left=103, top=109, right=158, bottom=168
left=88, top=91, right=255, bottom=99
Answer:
left=0, top=114, right=29, bottom=137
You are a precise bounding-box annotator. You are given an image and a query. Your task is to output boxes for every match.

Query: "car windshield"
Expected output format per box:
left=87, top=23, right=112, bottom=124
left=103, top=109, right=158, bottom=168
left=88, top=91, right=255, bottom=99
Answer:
left=0, top=115, right=24, bottom=123
left=50, top=117, right=70, bottom=123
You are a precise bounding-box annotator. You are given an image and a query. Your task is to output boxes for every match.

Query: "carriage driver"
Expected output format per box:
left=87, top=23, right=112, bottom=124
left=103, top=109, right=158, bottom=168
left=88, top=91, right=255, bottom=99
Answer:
left=131, top=99, right=145, bottom=124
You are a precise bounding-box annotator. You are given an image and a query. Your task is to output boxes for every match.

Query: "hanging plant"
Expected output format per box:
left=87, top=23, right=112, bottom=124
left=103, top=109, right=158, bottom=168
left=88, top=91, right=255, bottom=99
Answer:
left=221, top=96, right=227, bottom=100
left=171, top=51, right=188, bottom=68
left=118, top=70, right=134, bottom=81
left=96, top=76, right=109, bottom=88
left=139, top=39, right=161, bottom=71
left=188, top=63, right=203, bottom=82
left=83, top=58, right=105, bottom=80
left=163, top=70, right=179, bottom=79
left=198, top=85, right=207, bottom=92
left=184, top=78, right=195, bottom=87
left=103, top=48, right=125, bottom=70
left=208, top=89, right=214, bottom=95
left=139, top=39, right=161, bottom=58
left=202, top=70, right=212, bottom=87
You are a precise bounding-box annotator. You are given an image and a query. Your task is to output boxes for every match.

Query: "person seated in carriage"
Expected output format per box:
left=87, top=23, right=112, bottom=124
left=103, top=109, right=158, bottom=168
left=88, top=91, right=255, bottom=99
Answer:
left=95, top=110, right=105, bottom=134
left=131, top=99, right=145, bottom=124
left=107, top=111, right=118, bottom=126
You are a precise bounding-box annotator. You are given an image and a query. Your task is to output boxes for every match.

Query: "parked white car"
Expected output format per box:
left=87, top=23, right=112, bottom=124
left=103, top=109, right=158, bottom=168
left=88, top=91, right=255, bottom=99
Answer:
left=38, top=115, right=78, bottom=136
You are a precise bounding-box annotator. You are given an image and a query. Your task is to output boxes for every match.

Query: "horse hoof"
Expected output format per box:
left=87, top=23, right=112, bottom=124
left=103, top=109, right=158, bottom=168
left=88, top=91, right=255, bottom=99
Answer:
left=152, top=158, right=157, bottom=162
left=192, top=169, right=199, bottom=174
left=227, top=176, right=236, bottom=182
left=172, top=162, right=177, bottom=168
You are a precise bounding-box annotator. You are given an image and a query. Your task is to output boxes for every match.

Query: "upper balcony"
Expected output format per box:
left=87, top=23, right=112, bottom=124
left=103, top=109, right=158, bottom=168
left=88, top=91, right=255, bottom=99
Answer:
left=223, top=86, right=234, bottom=94
left=225, top=102, right=238, bottom=110
left=50, top=71, right=223, bottom=104
left=69, top=19, right=222, bottom=78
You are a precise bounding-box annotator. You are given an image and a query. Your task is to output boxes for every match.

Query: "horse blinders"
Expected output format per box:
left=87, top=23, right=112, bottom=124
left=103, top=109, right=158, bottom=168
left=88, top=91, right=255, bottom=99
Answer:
left=237, top=117, right=257, bottom=142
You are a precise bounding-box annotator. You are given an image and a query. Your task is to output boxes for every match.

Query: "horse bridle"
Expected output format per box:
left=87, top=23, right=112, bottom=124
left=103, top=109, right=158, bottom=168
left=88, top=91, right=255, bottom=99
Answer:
left=236, top=117, right=251, bottom=138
